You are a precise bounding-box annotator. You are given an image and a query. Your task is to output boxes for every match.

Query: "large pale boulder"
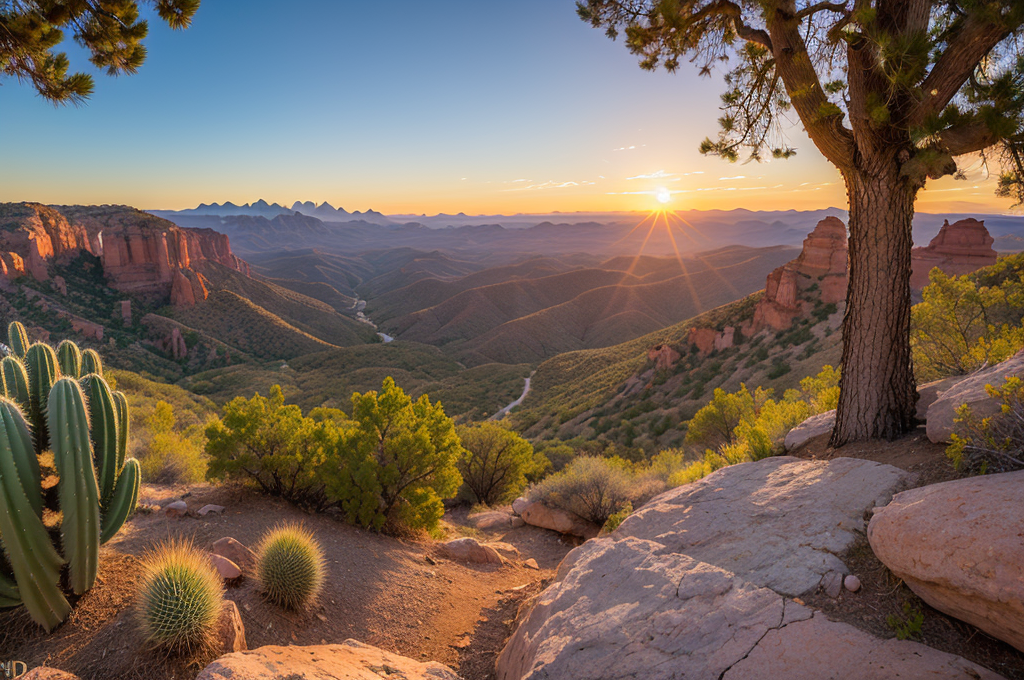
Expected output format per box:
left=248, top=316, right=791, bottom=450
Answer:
left=617, top=456, right=907, bottom=596
left=926, top=349, right=1024, bottom=443
left=917, top=375, right=961, bottom=421
left=21, top=669, right=80, bottom=680
left=868, top=471, right=1024, bottom=652
left=196, top=639, right=462, bottom=680
left=722, top=612, right=1004, bottom=680
left=516, top=499, right=599, bottom=539
left=783, top=410, right=835, bottom=451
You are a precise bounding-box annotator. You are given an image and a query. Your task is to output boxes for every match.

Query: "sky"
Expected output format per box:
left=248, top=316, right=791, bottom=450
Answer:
left=0, top=0, right=1017, bottom=215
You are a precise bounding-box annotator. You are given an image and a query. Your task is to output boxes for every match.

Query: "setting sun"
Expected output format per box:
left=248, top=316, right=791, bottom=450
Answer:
left=656, top=187, right=672, bottom=204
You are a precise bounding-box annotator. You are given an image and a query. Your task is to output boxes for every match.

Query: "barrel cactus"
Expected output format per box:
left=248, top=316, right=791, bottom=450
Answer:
left=0, top=337, right=141, bottom=630
left=137, top=540, right=224, bottom=652
left=255, top=524, right=326, bottom=610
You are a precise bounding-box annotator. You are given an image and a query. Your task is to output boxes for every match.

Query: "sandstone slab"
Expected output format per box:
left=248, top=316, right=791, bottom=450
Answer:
left=783, top=410, right=835, bottom=451
left=617, top=456, right=907, bottom=596
left=917, top=375, right=961, bottom=421
left=722, top=612, right=1004, bottom=680
left=196, top=639, right=461, bottom=680
left=21, top=669, right=79, bottom=680
left=868, top=471, right=1024, bottom=651
left=496, top=537, right=807, bottom=680
left=439, top=537, right=503, bottom=565
left=926, top=349, right=1024, bottom=443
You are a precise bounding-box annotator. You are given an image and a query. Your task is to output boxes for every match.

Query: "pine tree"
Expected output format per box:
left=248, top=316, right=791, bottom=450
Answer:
left=1, top=0, right=200, bottom=105
left=580, top=0, right=1024, bottom=443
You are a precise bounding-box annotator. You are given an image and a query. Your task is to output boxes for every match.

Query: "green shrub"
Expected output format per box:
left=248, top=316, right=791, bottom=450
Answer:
left=947, top=376, right=1024, bottom=473
left=137, top=540, right=224, bottom=652
left=602, top=501, right=633, bottom=533
left=205, top=386, right=334, bottom=510
left=327, top=377, right=464, bottom=532
left=887, top=603, right=924, bottom=641
left=528, top=456, right=662, bottom=526
left=255, top=524, right=325, bottom=610
left=138, top=401, right=208, bottom=484
left=457, top=422, right=537, bottom=505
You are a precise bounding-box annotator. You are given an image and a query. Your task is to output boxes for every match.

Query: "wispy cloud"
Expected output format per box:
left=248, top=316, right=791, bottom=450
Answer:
left=502, top=179, right=597, bottom=192
left=613, top=145, right=637, bottom=151
left=719, top=175, right=746, bottom=181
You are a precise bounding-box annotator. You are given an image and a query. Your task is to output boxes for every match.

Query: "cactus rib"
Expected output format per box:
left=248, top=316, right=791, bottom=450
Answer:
left=26, top=343, right=60, bottom=454
left=57, top=340, right=82, bottom=379
left=1, top=357, right=30, bottom=412
left=82, top=374, right=119, bottom=504
left=101, top=458, right=140, bottom=544
left=81, top=349, right=103, bottom=377
left=0, top=399, right=71, bottom=630
left=113, top=390, right=129, bottom=472
left=7, top=321, right=28, bottom=358
left=48, top=379, right=101, bottom=595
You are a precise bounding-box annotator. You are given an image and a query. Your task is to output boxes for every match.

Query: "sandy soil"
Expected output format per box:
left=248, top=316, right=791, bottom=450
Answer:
left=0, top=483, right=573, bottom=680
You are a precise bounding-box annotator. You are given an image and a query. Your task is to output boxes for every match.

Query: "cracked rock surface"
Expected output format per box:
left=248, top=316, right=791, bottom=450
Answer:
left=496, top=457, right=1002, bottom=680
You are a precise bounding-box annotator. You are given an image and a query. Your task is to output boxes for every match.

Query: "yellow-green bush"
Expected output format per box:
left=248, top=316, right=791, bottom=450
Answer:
left=137, top=401, right=208, bottom=484
left=947, top=376, right=1024, bottom=473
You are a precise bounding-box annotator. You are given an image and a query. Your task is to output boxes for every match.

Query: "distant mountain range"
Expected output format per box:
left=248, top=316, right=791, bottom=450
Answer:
left=154, top=200, right=392, bottom=225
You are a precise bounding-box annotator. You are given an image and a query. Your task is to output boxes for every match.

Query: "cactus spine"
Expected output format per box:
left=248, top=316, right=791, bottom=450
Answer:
left=1, top=357, right=30, bottom=411
left=26, top=343, right=60, bottom=454
left=57, top=340, right=82, bottom=379
left=0, top=398, right=71, bottom=629
left=7, top=321, right=29, bottom=358
left=81, top=374, right=119, bottom=503
left=81, top=349, right=103, bottom=377
left=48, top=378, right=101, bottom=595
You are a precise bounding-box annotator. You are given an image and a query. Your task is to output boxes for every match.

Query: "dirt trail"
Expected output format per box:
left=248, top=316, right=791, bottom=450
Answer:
left=0, top=484, right=573, bottom=680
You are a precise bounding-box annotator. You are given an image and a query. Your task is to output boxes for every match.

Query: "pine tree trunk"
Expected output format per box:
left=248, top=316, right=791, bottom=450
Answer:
left=830, top=169, right=918, bottom=445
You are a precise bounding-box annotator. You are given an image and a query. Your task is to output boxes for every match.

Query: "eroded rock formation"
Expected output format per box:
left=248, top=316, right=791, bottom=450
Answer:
left=0, top=203, right=249, bottom=306
left=647, top=343, right=681, bottom=370
left=911, top=218, right=997, bottom=291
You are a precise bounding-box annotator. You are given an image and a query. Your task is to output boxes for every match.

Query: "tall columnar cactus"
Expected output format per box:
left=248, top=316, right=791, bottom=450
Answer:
left=0, top=398, right=71, bottom=629
left=7, top=321, right=29, bottom=358
left=81, top=349, right=103, bottom=377
left=48, top=378, right=100, bottom=595
left=26, top=342, right=60, bottom=454
left=0, top=338, right=140, bottom=630
left=1, top=357, right=30, bottom=412
left=57, top=340, right=82, bottom=379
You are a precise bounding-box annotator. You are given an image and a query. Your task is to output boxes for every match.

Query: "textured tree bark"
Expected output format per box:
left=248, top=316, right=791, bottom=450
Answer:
left=831, top=168, right=919, bottom=445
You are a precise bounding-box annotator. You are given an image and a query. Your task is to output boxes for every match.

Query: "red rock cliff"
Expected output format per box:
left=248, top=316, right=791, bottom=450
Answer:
left=0, top=203, right=249, bottom=306
left=749, top=216, right=849, bottom=333
left=910, top=218, right=997, bottom=291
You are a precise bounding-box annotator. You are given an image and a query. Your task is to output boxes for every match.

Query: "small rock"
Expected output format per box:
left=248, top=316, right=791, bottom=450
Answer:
left=199, top=504, right=225, bottom=516
left=844, top=575, right=862, bottom=593
left=214, top=600, right=247, bottom=654
left=510, top=516, right=526, bottom=529
left=163, top=500, right=188, bottom=517
left=468, top=510, right=514, bottom=531
left=512, top=497, right=530, bottom=515
left=210, top=553, right=243, bottom=581
left=524, top=558, right=539, bottom=570
left=212, top=537, right=257, bottom=569
left=820, top=570, right=844, bottom=598
left=438, top=537, right=503, bottom=564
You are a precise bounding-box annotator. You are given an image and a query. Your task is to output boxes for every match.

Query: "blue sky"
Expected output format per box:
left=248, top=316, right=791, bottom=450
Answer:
left=0, top=0, right=1012, bottom=214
